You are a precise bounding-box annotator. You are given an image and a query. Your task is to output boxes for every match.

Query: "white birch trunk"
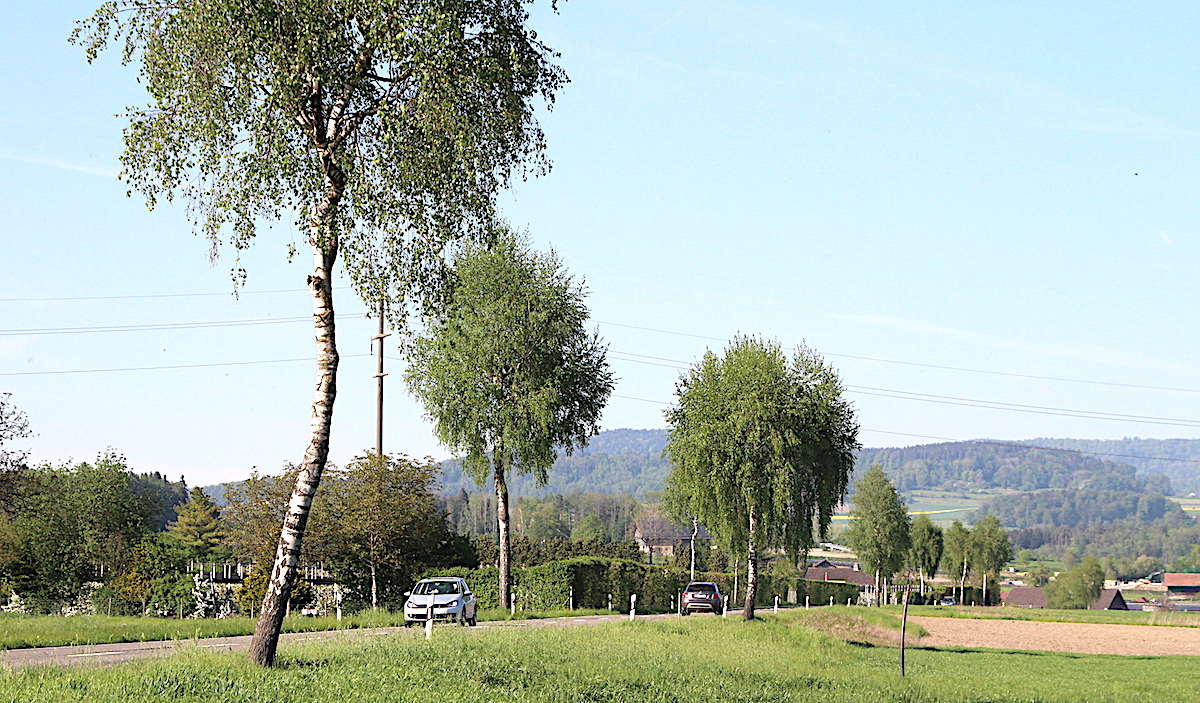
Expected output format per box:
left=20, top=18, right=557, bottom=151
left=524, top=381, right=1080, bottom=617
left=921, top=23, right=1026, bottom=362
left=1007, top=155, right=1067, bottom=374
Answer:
left=743, top=508, right=757, bottom=620
left=495, top=452, right=512, bottom=610
left=248, top=167, right=342, bottom=667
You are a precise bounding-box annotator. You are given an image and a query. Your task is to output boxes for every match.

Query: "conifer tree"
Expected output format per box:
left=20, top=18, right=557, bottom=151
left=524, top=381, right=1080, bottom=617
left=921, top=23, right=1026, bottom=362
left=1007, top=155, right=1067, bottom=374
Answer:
left=167, top=487, right=228, bottom=561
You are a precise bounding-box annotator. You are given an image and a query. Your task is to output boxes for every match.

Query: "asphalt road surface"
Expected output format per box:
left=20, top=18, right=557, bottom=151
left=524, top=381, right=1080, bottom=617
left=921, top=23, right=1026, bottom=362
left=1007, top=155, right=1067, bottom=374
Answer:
left=1, top=612, right=679, bottom=670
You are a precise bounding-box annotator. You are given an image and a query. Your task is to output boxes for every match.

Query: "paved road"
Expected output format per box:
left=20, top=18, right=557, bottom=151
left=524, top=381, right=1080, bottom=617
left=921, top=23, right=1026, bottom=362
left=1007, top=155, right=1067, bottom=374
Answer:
left=1, top=612, right=679, bottom=670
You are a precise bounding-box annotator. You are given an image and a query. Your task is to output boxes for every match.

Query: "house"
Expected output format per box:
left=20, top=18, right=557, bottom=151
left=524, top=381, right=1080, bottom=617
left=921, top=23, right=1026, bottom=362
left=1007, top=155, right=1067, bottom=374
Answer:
left=803, top=565, right=875, bottom=588
left=1000, top=587, right=1127, bottom=610
left=1092, top=589, right=1127, bottom=611
left=1002, top=587, right=1046, bottom=609
left=1163, top=573, right=1200, bottom=598
left=632, top=517, right=711, bottom=564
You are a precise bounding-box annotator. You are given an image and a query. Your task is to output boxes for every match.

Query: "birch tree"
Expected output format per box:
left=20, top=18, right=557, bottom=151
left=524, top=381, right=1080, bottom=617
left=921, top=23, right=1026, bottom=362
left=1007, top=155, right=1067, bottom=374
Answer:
left=405, top=234, right=612, bottom=610
left=664, top=337, right=859, bottom=620
left=908, top=513, right=943, bottom=597
left=844, top=466, right=910, bottom=606
left=75, top=0, right=564, bottom=666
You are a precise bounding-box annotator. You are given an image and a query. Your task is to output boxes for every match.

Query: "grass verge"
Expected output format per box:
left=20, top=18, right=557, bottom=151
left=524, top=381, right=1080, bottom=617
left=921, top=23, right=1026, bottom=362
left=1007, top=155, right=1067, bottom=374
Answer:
left=0, top=607, right=615, bottom=650
left=0, top=609, right=1191, bottom=702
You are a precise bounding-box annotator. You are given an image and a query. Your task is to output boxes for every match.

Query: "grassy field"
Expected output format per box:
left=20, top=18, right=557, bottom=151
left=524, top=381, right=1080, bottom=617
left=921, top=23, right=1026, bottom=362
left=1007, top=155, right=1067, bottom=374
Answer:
left=0, top=607, right=614, bottom=650
left=0, top=609, right=1192, bottom=702
left=892, top=604, right=1200, bottom=628
left=1169, top=494, right=1200, bottom=514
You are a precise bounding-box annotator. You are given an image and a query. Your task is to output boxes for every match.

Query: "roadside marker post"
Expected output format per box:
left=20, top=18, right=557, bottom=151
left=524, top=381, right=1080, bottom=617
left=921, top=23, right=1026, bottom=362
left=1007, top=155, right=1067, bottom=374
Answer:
left=425, top=604, right=433, bottom=640
left=629, top=594, right=637, bottom=621
left=774, top=596, right=779, bottom=614
left=608, top=593, right=612, bottom=611
left=805, top=595, right=810, bottom=610
left=722, top=595, right=729, bottom=618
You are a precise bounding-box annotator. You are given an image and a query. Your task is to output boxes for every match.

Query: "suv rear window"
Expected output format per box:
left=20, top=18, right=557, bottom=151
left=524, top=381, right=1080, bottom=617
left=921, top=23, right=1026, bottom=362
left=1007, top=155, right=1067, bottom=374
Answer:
left=686, top=583, right=717, bottom=593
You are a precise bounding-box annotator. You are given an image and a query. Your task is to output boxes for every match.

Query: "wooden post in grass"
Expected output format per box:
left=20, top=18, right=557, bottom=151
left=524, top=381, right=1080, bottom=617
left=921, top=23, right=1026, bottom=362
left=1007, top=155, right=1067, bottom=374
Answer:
left=900, top=585, right=911, bottom=677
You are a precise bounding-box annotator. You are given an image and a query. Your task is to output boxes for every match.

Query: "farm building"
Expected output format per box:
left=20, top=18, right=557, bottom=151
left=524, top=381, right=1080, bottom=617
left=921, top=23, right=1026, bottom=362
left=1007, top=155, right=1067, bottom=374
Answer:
left=803, top=565, right=875, bottom=588
left=633, top=517, right=711, bottom=564
left=1000, top=587, right=1127, bottom=610
left=1163, top=573, right=1200, bottom=598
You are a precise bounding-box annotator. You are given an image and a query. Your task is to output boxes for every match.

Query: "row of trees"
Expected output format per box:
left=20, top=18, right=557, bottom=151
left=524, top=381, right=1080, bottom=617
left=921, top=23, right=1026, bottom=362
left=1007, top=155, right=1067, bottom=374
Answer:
left=844, top=466, right=1012, bottom=605
left=441, top=490, right=641, bottom=544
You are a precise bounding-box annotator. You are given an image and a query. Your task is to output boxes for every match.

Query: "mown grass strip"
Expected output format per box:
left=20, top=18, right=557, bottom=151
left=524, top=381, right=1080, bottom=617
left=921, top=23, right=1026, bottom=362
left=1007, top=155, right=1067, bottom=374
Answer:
left=0, top=607, right=616, bottom=650
left=0, top=609, right=1191, bottom=702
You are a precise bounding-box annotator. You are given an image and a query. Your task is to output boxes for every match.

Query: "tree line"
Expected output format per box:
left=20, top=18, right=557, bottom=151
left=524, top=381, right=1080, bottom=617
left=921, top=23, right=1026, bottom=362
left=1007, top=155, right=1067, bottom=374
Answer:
left=856, top=442, right=1173, bottom=494
left=977, top=488, right=1183, bottom=528
left=844, top=466, right=1012, bottom=605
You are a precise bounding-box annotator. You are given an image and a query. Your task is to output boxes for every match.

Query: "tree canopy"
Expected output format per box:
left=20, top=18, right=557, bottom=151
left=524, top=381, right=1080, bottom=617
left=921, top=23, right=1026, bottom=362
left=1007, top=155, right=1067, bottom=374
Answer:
left=405, top=233, right=612, bottom=609
left=844, top=465, right=910, bottom=604
left=664, top=336, right=859, bottom=619
left=76, top=0, right=567, bottom=666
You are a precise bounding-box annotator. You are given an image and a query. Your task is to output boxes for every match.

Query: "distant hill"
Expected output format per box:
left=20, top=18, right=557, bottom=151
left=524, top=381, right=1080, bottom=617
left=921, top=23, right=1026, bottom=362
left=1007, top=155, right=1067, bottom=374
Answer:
left=1025, top=438, right=1200, bottom=493
left=438, top=428, right=669, bottom=498
left=206, top=432, right=1200, bottom=502
left=854, top=441, right=1174, bottom=495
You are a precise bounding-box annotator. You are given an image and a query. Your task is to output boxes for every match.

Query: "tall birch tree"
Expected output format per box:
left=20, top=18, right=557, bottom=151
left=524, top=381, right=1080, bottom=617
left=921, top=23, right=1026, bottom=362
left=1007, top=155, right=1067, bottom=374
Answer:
left=405, top=234, right=612, bottom=610
left=844, top=466, right=911, bottom=606
left=664, top=337, right=859, bottom=620
left=908, top=513, right=943, bottom=597
left=75, top=0, right=564, bottom=666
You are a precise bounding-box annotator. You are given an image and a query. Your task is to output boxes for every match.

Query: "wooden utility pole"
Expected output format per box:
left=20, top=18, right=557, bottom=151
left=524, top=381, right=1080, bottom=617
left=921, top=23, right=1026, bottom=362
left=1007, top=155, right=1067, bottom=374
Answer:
left=373, top=298, right=390, bottom=456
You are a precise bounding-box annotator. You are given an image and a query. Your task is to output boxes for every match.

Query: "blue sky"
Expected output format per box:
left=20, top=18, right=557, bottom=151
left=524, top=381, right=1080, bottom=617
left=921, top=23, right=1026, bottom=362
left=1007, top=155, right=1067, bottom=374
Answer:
left=4, top=2, right=1200, bottom=486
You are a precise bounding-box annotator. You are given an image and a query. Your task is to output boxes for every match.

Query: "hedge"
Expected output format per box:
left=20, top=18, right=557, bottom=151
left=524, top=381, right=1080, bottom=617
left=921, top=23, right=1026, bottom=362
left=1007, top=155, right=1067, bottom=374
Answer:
left=421, top=559, right=860, bottom=612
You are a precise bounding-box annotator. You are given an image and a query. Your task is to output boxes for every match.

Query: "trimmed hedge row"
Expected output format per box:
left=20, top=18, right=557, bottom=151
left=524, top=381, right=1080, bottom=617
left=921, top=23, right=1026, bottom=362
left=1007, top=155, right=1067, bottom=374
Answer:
left=421, top=558, right=860, bottom=612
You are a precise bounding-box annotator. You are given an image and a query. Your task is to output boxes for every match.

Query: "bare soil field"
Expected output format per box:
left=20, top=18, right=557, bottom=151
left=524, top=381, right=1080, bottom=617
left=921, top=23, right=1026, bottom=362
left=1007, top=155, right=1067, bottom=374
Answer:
left=909, top=615, right=1200, bottom=656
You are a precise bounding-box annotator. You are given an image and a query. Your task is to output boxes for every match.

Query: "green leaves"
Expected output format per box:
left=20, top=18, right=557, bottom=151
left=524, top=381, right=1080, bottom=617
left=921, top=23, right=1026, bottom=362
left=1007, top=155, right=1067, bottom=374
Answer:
left=74, top=0, right=565, bottom=320
left=844, top=466, right=911, bottom=581
left=663, top=336, right=858, bottom=560
left=404, top=232, right=613, bottom=484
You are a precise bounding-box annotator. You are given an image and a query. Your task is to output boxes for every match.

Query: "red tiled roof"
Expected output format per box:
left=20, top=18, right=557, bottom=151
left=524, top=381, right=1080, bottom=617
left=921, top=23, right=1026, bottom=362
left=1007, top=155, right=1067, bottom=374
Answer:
left=1002, top=587, right=1046, bottom=608
left=1163, top=573, right=1200, bottom=587
left=803, top=567, right=874, bottom=587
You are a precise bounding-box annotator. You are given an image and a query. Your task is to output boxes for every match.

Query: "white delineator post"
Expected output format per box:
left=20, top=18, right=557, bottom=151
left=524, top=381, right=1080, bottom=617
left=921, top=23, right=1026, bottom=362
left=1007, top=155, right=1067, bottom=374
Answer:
left=629, top=594, right=637, bottom=621
left=425, top=603, right=433, bottom=640
left=722, top=595, right=729, bottom=618
left=774, top=595, right=779, bottom=614
left=608, top=593, right=612, bottom=611
left=805, top=595, right=810, bottom=610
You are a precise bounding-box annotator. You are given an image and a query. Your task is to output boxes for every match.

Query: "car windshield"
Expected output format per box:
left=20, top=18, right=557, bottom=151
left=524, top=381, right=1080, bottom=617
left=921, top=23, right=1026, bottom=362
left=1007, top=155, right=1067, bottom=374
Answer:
left=413, top=581, right=460, bottom=595
left=686, top=583, right=718, bottom=593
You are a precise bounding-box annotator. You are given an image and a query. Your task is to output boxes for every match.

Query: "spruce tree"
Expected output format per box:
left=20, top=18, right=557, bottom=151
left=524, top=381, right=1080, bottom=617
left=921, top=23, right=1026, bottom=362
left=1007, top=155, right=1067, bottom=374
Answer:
left=167, top=488, right=227, bottom=561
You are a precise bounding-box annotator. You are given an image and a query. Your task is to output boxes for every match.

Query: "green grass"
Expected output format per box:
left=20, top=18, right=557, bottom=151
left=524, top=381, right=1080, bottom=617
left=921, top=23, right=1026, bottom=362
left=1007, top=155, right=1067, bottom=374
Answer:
left=0, top=607, right=616, bottom=650
left=891, top=604, right=1200, bottom=628
left=0, top=609, right=1192, bottom=702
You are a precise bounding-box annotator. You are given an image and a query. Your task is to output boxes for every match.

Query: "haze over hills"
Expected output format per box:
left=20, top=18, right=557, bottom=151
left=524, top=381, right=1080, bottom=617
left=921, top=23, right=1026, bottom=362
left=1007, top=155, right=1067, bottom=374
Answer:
left=433, top=428, right=1200, bottom=497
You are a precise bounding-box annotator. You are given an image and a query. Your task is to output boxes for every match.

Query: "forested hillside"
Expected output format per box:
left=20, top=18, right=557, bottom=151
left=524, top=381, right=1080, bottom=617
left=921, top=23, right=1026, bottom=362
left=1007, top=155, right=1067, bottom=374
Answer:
left=438, top=428, right=670, bottom=498
left=854, top=442, right=1173, bottom=494
left=976, top=489, right=1183, bottom=528
left=1027, top=438, right=1200, bottom=493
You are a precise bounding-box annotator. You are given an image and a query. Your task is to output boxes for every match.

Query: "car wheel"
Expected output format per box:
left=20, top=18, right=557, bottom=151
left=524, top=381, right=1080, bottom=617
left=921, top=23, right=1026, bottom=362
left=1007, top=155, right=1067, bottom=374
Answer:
left=468, top=615, right=477, bottom=626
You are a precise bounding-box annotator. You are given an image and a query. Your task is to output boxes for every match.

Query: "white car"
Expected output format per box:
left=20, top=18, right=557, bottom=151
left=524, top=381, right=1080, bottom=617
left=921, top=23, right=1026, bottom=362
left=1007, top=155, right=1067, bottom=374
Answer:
left=403, top=577, right=477, bottom=627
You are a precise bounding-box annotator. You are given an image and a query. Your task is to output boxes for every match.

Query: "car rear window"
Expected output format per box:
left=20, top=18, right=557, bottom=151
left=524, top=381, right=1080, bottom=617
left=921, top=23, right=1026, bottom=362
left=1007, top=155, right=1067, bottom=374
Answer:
left=686, top=583, right=717, bottom=593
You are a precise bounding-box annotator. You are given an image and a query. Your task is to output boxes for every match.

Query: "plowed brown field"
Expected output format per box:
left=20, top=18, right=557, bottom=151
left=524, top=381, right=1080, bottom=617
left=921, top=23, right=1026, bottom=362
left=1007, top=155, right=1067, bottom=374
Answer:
left=909, top=615, right=1200, bottom=655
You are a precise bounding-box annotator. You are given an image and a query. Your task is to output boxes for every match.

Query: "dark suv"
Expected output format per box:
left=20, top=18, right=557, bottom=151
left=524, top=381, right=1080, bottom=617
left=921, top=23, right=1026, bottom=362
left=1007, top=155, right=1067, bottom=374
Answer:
left=680, top=581, right=724, bottom=616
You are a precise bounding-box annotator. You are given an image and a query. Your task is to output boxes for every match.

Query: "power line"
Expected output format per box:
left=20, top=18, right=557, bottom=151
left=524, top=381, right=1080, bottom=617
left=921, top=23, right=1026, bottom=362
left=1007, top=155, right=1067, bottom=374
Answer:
left=859, top=429, right=1200, bottom=466
left=0, top=286, right=354, bottom=302
left=0, top=316, right=311, bottom=336
left=606, top=349, right=1200, bottom=428
left=0, top=354, right=372, bottom=377
left=598, top=320, right=1200, bottom=395
left=846, top=385, right=1200, bottom=428
left=607, top=395, right=1200, bottom=466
